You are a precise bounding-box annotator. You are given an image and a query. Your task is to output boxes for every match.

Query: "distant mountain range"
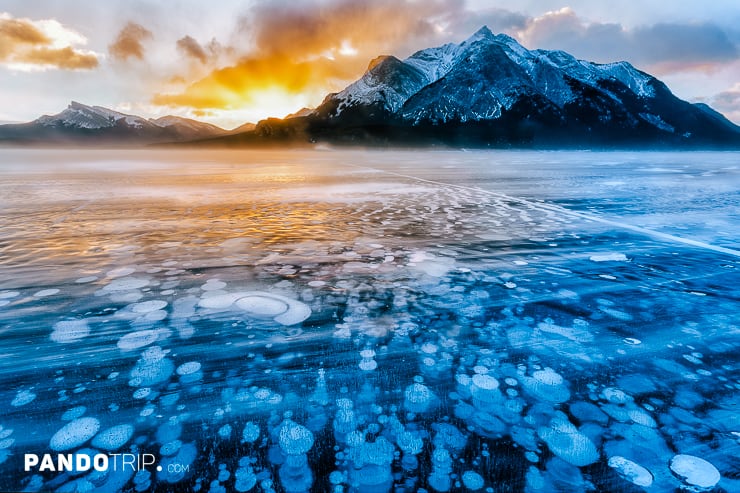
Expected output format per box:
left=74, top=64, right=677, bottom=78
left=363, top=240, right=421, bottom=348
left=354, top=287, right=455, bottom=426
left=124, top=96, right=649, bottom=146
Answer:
left=0, top=101, right=229, bottom=145
left=2, top=27, right=739, bottom=148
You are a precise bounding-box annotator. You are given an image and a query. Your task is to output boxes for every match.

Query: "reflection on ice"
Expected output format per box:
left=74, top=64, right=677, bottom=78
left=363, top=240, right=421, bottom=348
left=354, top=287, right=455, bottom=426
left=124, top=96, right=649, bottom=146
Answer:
left=0, top=150, right=738, bottom=492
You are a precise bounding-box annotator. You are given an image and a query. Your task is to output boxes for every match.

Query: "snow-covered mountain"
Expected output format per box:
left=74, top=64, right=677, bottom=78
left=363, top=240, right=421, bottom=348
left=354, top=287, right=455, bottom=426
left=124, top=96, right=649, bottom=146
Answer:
left=0, top=102, right=227, bottom=145
left=291, top=26, right=739, bottom=147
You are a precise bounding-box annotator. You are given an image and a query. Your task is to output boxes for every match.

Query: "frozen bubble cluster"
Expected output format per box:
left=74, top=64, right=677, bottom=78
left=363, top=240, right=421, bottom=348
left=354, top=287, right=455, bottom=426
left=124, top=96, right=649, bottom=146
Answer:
left=2, top=152, right=739, bottom=493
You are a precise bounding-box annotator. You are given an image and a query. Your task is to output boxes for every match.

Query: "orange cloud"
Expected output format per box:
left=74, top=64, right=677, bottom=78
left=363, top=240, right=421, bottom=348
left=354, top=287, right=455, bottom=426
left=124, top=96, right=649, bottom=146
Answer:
left=0, top=12, right=98, bottom=70
left=154, top=0, right=460, bottom=112
left=109, top=22, right=152, bottom=61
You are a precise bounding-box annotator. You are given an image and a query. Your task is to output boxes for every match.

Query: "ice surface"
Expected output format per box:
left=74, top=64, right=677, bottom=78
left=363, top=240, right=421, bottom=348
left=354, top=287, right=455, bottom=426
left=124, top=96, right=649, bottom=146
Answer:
left=1, top=150, right=739, bottom=493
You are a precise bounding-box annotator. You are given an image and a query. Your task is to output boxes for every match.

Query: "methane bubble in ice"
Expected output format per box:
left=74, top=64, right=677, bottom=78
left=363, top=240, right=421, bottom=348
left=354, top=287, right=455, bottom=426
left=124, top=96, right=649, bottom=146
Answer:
left=176, top=362, right=201, bottom=376
left=199, top=291, right=311, bottom=325
left=241, top=422, right=260, bottom=443
left=237, top=292, right=311, bottom=326
left=102, top=277, right=150, bottom=292
left=236, top=296, right=288, bottom=317
left=33, top=288, right=59, bottom=297
left=607, top=456, right=653, bottom=487
left=130, top=300, right=168, bottom=313
left=61, top=406, right=86, bottom=421
left=49, top=417, right=100, bottom=451
left=669, top=454, right=720, bottom=489
left=11, top=390, right=36, bottom=407
left=462, top=470, right=485, bottom=491
left=537, top=415, right=599, bottom=467
left=91, top=424, right=134, bottom=451
left=278, top=420, right=314, bottom=456
left=522, top=367, right=570, bottom=404
left=51, top=320, right=90, bottom=343
left=589, top=253, right=628, bottom=262
left=129, top=346, right=174, bottom=386
left=404, top=382, right=435, bottom=413
left=117, top=330, right=159, bottom=351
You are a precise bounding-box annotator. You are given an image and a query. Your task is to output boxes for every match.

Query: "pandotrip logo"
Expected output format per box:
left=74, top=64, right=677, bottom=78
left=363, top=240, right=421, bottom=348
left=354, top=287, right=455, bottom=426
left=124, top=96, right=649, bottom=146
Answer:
left=23, top=452, right=180, bottom=473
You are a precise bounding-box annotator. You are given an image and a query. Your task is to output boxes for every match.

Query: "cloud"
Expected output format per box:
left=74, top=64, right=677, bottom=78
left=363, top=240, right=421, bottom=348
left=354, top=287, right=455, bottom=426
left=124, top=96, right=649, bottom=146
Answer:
left=176, top=36, right=231, bottom=65
left=514, top=7, right=739, bottom=73
left=154, top=0, right=461, bottom=111
left=0, top=12, right=99, bottom=70
left=109, top=22, right=152, bottom=61
left=176, top=35, right=207, bottom=63
left=707, top=83, right=740, bottom=123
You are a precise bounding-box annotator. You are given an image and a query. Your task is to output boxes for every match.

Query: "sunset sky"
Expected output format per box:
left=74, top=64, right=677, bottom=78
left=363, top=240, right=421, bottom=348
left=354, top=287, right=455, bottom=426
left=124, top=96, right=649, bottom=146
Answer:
left=1, top=0, right=739, bottom=129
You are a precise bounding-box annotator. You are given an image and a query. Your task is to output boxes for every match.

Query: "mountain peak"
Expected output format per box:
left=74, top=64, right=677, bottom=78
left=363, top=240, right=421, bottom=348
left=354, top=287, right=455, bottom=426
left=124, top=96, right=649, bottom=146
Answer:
left=470, top=26, right=494, bottom=40
left=367, top=55, right=401, bottom=72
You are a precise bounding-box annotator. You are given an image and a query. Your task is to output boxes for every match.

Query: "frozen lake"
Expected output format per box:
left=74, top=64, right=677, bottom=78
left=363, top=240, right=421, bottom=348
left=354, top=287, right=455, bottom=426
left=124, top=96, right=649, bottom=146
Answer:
left=0, top=149, right=738, bottom=492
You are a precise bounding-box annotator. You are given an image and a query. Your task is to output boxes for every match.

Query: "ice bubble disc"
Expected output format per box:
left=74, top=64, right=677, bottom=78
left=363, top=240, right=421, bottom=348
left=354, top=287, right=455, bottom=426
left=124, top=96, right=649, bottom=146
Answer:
left=51, top=320, right=90, bottom=343
left=462, top=471, right=485, bottom=491
left=11, top=390, right=36, bottom=407
left=360, top=349, right=376, bottom=359
left=670, top=454, right=720, bottom=489
left=117, top=330, right=158, bottom=351
left=91, top=424, right=134, bottom=451
left=176, top=362, right=202, bottom=376
left=62, top=406, right=87, bottom=421
left=533, top=368, right=563, bottom=386
left=608, top=456, right=653, bottom=487
left=405, top=383, right=434, bottom=413
left=603, top=387, right=631, bottom=404
left=130, top=300, right=167, bottom=314
left=49, top=417, right=100, bottom=451
left=537, top=420, right=598, bottom=467
left=235, top=295, right=288, bottom=317
left=102, top=277, right=149, bottom=292
left=472, top=374, right=499, bottom=391
left=397, top=431, right=423, bottom=455
left=242, top=422, right=260, bottom=443
left=278, top=421, right=314, bottom=456
left=141, top=346, right=167, bottom=362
